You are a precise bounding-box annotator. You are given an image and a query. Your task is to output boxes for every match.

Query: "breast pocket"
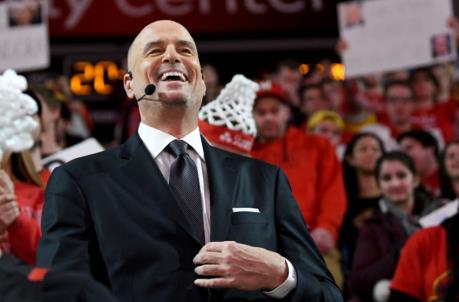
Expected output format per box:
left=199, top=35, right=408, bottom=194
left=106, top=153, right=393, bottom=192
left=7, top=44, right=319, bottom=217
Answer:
left=231, top=212, right=268, bottom=225
left=229, top=212, right=274, bottom=249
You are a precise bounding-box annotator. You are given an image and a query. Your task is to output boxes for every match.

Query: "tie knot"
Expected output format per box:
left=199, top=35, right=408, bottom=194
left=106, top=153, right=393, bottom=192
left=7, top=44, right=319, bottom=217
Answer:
left=166, top=140, right=188, bottom=157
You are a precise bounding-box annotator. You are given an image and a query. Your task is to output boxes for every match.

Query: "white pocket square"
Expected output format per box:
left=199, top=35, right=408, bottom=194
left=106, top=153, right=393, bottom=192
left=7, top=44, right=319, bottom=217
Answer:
left=232, top=207, right=260, bottom=213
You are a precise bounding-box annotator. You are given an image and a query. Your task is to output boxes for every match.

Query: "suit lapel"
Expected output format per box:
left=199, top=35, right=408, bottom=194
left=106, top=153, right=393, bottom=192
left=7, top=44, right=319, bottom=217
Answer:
left=117, top=134, right=203, bottom=244
left=202, top=138, right=238, bottom=242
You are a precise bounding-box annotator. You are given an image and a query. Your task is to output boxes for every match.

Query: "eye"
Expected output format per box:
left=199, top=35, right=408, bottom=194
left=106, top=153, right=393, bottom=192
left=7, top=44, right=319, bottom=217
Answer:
left=396, top=171, right=407, bottom=179
left=178, top=47, right=193, bottom=55
left=147, top=48, right=163, bottom=56
left=381, top=174, right=391, bottom=182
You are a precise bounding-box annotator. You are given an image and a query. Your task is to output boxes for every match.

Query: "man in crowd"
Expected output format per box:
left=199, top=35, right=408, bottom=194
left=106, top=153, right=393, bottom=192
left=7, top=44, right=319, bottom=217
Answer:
left=37, top=20, right=341, bottom=301
left=299, top=83, right=332, bottom=123
left=398, top=129, right=440, bottom=196
left=251, top=81, right=347, bottom=288
left=378, top=80, right=416, bottom=139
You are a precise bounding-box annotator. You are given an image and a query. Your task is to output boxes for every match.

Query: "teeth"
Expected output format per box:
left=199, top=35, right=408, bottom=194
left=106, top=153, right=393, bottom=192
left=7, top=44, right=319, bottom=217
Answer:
left=161, top=71, right=186, bottom=81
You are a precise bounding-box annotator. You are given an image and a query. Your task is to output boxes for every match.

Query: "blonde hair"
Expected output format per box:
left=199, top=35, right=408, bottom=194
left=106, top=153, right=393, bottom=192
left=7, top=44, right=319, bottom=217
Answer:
left=307, top=110, right=345, bottom=131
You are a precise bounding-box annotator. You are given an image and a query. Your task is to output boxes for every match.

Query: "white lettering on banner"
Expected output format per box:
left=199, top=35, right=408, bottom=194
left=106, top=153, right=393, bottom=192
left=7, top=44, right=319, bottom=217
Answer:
left=156, top=0, right=193, bottom=16
left=269, top=0, right=305, bottom=14
left=48, top=0, right=62, bottom=18
left=65, top=0, right=92, bottom=29
left=246, top=0, right=267, bottom=14
left=49, top=0, right=316, bottom=29
left=198, top=0, right=211, bottom=14
left=311, top=0, right=323, bottom=12
left=116, top=0, right=153, bottom=17
left=226, top=0, right=238, bottom=14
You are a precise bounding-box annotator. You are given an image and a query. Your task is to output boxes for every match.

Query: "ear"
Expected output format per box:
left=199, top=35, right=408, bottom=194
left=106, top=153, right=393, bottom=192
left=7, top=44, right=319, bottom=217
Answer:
left=413, top=174, right=420, bottom=187
left=123, top=72, right=135, bottom=99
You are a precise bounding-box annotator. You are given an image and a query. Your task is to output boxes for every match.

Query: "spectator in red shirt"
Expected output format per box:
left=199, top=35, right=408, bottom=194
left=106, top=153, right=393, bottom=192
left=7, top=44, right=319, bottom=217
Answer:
left=389, top=210, right=459, bottom=302
left=410, top=67, right=455, bottom=142
left=251, top=81, right=347, bottom=287
left=378, top=80, right=416, bottom=140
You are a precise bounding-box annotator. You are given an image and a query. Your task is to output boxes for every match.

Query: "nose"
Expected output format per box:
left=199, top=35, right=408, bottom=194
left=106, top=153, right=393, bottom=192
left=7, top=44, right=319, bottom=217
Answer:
left=163, top=45, right=180, bottom=64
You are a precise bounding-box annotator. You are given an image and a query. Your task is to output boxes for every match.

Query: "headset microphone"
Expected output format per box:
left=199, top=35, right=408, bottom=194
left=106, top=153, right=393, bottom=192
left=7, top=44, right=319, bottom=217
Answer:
left=137, top=84, right=156, bottom=102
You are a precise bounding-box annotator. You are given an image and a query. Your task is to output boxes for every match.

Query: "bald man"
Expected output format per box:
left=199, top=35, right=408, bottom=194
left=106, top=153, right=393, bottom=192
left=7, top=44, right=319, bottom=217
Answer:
left=37, top=20, right=342, bottom=302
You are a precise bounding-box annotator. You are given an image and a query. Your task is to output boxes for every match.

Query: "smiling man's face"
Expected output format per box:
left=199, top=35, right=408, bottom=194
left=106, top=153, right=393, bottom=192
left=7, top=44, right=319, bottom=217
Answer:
left=124, top=20, right=206, bottom=110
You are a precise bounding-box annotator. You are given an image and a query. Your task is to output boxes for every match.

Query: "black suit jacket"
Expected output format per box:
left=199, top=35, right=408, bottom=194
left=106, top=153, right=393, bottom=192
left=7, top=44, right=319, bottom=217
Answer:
left=37, top=134, right=343, bottom=302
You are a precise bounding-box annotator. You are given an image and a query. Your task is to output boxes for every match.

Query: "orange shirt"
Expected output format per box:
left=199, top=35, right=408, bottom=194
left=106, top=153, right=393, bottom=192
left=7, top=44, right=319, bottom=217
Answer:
left=391, top=226, right=449, bottom=302
left=251, top=127, right=347, bottom=242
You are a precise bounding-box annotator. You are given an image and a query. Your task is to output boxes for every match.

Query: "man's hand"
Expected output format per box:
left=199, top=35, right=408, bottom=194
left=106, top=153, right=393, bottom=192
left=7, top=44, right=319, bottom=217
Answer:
left=310, top=227, right=335, bottom=255
left=193, top=241, right=288, bottom=291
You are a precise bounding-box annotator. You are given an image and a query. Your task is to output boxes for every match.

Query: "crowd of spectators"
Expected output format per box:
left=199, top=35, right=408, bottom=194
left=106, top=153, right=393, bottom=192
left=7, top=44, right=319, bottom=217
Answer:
left=1, top=16, right=459, bottom=302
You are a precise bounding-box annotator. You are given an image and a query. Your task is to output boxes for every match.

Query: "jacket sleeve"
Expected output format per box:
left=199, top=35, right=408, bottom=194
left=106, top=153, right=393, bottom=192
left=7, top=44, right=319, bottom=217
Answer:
left=37, top=166, right=93, bottom=274
left=314, top=139, right=347, bottom=242
left=274, top=168, right=343, bottom=302
left=349, top=225, right=403, bottom=301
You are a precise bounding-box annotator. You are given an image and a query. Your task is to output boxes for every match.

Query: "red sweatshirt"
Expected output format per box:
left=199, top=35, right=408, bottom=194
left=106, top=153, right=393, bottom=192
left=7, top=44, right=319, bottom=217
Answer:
left=251, top=127, right=347, bottom=242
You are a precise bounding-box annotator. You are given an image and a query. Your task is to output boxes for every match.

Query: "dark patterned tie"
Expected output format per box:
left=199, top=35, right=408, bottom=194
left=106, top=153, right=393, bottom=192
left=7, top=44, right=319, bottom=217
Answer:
left=166, top=140, right=204, bottom=244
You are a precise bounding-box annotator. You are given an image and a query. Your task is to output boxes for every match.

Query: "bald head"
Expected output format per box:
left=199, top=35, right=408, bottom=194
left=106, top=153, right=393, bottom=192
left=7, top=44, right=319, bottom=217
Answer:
left=127, top=20, right=197, bottom=72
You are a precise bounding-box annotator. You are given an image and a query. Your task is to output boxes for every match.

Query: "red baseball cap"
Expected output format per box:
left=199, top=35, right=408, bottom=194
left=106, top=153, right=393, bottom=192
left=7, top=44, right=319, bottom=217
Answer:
left=255, top=81, right=289, bottom=104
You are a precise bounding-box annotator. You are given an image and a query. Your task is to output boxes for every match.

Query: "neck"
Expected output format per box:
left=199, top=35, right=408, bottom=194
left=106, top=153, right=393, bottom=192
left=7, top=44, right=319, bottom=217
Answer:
left=41, top=125, right=62, bottom=155
left=452, top=178, right=459, bottom=198
left=140, top=105, right=199, bottom=138
left=421, top=160, right=438, bottom=178
left=415, top=96, right=434, bottom=110
left=392, top=120, right=412, bottom=133
left=357, top=171, right=380, bottom=198
left=392, top=197, right=414, bottom=215
left=30, top=146, right=43, bottom=172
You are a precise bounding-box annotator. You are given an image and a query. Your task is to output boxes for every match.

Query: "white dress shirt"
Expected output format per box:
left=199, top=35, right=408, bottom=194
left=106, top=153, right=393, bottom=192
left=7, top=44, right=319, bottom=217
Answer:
left=137, top=122, right=296, bottom=298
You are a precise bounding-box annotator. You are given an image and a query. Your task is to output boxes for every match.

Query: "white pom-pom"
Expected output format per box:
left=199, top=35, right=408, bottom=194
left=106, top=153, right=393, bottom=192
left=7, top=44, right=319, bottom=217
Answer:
left=1, top=69, right=28, bottom=91
left=373, top=279, right=391, bottom=302
left=0, top=69, right=38, bottom=158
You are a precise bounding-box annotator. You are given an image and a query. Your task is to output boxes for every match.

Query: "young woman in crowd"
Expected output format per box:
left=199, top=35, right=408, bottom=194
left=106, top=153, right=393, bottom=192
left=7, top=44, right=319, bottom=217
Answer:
left=0, top=151, right=44, bottom=265
left=440, top=141, right=459, bottom=200
left=339, top=132, right=385, bottom=291
left=349, top=152, right=436, bottom=302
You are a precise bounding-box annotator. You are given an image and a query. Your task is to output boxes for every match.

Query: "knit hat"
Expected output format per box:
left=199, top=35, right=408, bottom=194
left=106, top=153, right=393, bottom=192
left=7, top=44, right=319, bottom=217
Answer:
left=0, top=69, right=38, bottom=161
left=255, top=81, right=289, bottom=104
left=307, top=110, right=345, bottom=131
left=199, top=74, right=258, bottom=154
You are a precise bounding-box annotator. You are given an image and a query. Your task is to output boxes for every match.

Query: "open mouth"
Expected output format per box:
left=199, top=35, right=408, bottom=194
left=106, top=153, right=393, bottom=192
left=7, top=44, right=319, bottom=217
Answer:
left=159, top=71, right=188, bottom=82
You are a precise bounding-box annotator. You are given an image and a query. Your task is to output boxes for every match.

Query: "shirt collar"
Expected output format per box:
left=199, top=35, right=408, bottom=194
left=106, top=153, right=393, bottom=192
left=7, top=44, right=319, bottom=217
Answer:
left=138, top=122, right=205, bottom=160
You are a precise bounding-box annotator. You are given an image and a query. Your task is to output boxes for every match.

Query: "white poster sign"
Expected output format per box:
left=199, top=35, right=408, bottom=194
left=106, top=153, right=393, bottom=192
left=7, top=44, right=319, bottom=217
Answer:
left=338, top=0, right=457, bottom=78
left=42, top=138, right=105, bottom=172
left=0, top=0, right=49, bottom=72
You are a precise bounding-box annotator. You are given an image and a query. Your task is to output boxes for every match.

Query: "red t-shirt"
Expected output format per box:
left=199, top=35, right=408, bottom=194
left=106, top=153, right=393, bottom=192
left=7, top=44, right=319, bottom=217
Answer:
left=0, top=181, right=44, bottom=264
left=411, top=99, right=456, bottom=142
left=391, top=226, right=450, bottom=302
